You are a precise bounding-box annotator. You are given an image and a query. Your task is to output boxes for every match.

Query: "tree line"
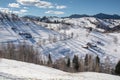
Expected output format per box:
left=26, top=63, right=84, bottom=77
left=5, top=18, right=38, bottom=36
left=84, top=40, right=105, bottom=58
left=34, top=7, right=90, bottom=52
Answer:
left=0, top=42, right=120, bottom=76
left=47, top=53, right=120, bottom=75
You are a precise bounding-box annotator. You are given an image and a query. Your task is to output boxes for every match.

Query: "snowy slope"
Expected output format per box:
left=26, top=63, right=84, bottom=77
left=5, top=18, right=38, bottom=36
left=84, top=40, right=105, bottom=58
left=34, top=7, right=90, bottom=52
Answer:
left=34, top=17, right=120, bottom=63
left=0, top=59, right=120, bottom=80
left=0, top=13, right=120, bottom=65
left=40, top=27, right=120, bottom=63
left=0, top=16, right=61, bottom=44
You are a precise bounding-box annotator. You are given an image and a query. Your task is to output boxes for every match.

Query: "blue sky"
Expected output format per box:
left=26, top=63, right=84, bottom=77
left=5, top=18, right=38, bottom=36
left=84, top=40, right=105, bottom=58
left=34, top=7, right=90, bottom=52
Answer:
left=0, top=0, right=120, bottom=17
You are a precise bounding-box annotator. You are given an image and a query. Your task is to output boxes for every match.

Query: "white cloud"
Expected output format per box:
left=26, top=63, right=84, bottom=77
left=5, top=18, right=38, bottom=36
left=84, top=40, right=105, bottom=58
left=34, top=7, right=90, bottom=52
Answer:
left=0, top=7, right=27, bottom=14
left=35, top=1, right=54, bottom=8
left=45, top=10, right=64, bottom=15
left=17, top=0, right=54, bottom=8
left=0, top=7, right=11, bottom=13
left=12, top=11, right=20, bottom=14
left=17, top=0, right=67, bottom=9
left=56, top=5, right=67, bottom=9
left=17, top=0, right=39, bottom=5
left=8, top=3, right=20, bottom=8
left=23, top=7, right=28, bottom=9
left=20, top=9, right=28, bottom=13
left=11, top=9, right=27, bottom=14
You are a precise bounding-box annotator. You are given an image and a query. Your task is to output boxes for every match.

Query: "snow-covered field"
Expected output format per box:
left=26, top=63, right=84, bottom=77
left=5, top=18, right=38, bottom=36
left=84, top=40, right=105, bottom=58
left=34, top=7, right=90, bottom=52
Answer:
left=0, top=58, right=120, bottom=80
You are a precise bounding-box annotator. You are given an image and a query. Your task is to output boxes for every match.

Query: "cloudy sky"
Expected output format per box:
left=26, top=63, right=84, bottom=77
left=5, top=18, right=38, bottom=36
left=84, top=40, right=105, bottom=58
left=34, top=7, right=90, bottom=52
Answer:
left=0, top=0, right=120, bottom=17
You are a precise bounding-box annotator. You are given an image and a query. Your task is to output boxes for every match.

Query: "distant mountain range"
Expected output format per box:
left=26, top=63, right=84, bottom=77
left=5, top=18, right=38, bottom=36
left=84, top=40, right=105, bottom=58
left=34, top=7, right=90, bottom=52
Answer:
left=68, top=13, right=120, bottom=19
left=22, top=13, right=120, bottom=20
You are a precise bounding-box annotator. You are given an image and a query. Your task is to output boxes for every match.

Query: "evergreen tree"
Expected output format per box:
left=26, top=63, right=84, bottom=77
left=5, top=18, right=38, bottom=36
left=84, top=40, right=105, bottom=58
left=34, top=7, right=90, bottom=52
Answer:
left=95, top=55, right=100, bottom=72
left=72, top=55, right=79, bottom=71
left=67, top=58, right=70, bottom=67
left=115, top=60, right=120, bottom=75
left=96, top=55, right=100, bottom=64
left=47, top=54, right=52, bottom=65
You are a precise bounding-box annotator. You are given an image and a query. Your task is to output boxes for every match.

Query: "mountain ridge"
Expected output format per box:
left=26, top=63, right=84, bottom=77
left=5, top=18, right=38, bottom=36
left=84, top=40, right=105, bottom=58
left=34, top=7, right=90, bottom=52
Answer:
left=67, top=13, right=120, bottom=19
left=21, top=13, right=120, bottom=19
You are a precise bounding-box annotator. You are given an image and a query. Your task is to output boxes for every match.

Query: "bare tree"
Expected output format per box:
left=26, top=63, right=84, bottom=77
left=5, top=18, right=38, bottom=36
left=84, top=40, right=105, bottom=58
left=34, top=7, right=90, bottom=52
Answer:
left=104, top=56, right=111, bottom=73
left=79, top=59, right=84, bottom=72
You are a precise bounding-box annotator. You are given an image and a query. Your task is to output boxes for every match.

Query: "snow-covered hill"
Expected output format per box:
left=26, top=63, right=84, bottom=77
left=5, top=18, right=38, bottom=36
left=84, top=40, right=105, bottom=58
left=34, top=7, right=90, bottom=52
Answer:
left=0, top=12, right=120, bottom=64
left=62, top=17, right=120, bottom=30
left=0, top=58, right=120, bottom=80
